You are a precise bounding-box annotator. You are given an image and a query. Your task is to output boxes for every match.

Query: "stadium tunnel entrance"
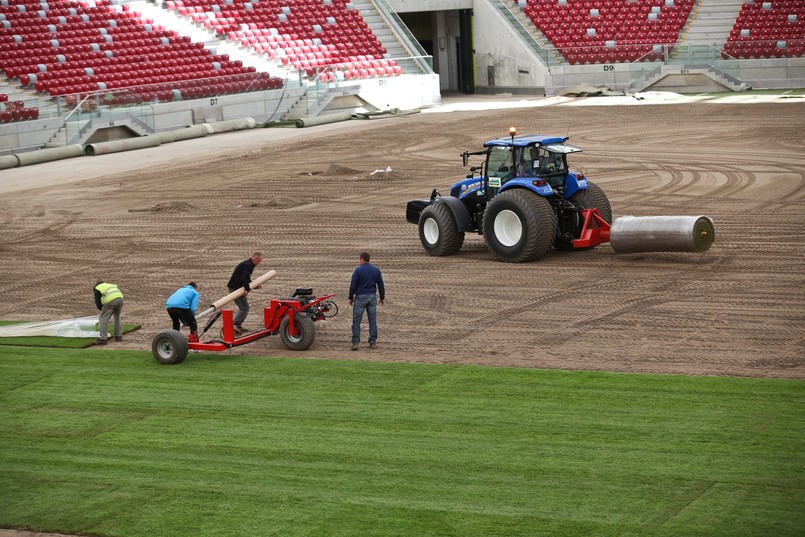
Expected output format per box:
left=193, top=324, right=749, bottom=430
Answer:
left=395, top=6, right=475, bottom=95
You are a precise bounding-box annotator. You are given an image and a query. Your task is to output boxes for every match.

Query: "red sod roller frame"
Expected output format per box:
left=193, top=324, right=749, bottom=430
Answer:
left=570, top=209, right=715, bottom=252
left=151, top=270, right=337, bottom=364
left=571, top=208, right=611, bottom=249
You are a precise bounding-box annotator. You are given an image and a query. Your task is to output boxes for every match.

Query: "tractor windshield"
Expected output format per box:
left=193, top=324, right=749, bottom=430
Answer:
left=487, top=146, right=514, bottom=179
left=516, top=143, right=575, bottom=186
left=535, top=146, right=565, bottom=176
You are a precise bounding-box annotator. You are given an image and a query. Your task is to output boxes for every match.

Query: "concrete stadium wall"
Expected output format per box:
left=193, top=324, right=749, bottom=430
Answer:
left=0, top=87, right=303, bottom=155
left=736, top=58, right=805, bottom=89
left=472, top=1, right=549, bottom=93
left=150, top=86, right=304, bottom=131
left=547, top=63, right=652, bottom=93
left=0, top=116, right=66, bottom=154
left=0, top=73, right=441, bottom=155
left=354, top=73, right=441, bottom=111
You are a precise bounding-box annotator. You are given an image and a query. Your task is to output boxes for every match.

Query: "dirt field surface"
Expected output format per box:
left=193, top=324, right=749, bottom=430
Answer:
left=1, top=95, right=804, bottom=379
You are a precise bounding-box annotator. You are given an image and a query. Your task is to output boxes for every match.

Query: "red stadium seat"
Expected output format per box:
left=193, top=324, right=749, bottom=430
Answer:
left=725, top=0, right=805, bottom=58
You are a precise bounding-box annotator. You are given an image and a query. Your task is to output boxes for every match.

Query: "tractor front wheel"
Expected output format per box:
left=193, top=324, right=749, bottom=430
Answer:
left=418, top=203, right=465, bottom=256
left=279, top=314, right=316, bottom=351
left=483, top=190, right=557, bottom=263
left=152, top=329, right=188, bottom=365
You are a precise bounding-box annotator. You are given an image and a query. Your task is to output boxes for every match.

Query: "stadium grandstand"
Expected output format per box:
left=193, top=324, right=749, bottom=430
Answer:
left=2, top=0, right=804, bottom=154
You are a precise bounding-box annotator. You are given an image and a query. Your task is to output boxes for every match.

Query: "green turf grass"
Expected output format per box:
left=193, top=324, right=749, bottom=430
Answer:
left=1, top=346, right=803, bottom=537
left=0, top=320, right=140, bottom=348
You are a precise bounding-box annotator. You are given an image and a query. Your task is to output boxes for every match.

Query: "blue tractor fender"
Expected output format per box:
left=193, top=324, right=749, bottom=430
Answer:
left=498, top=177, right=554, bottom=197
left=563, top=173, right=588, bottom=198
left=434, top=196, right=473, bottom=232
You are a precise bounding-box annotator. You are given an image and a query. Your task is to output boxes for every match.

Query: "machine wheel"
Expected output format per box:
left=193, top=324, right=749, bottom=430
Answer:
left=559, top=181, right=613, bottom=250
left=585, top=181, right=612, bottom=223
left=279, top=314, right=316, bottom=351
left=482, top=190, right=557, bottom=263
left=151, top=329, right=188, bottom=365
left=320, top=300, right=338, bottom=319
left=418, top=203, right=465, bottom=256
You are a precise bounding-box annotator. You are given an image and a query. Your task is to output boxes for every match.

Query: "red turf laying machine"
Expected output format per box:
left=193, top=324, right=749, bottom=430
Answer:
left=151, top=270, right=337, bottom=364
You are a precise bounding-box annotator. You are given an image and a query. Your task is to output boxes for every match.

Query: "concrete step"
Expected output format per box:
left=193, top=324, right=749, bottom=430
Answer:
left=349, top=0, right=413, bottom=65
left=683, top=0, right=743, bottom=47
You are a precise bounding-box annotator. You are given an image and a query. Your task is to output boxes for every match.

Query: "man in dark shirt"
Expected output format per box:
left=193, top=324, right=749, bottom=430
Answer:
left=226, top=252, right=263, bottom=334
left=348, top=251, right=385, bottom=350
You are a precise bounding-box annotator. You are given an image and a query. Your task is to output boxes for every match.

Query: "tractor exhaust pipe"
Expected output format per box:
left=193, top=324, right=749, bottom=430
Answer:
left=196, top=269, right=278, bottom=320
left=609, top=216, right=715, bottom=254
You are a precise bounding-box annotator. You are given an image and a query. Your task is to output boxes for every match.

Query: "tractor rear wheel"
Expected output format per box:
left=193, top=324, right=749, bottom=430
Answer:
left=152, top=329, right=188, bottom=365
left=280, top=314, right=316, bottom=351
left=483, top=190, right=557, bottom=263
left=418, top=202, right=465, bottom=256
left=584, top=181, right=612, bottom=223
left=559, top=181, right=612, bottom=250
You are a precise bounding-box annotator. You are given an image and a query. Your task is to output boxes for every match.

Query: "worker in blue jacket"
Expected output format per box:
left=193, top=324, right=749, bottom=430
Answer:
left=348, top=251, right=385, bottom=350
left=166, top=282, right=201, bottom=341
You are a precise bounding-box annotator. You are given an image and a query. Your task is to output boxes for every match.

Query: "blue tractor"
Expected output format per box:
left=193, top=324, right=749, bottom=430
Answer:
left=406, top=128, right=613, bottom=263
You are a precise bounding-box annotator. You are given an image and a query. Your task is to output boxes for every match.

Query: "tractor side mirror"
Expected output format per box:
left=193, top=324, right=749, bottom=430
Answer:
left=462, top=152, right=469, bottom=167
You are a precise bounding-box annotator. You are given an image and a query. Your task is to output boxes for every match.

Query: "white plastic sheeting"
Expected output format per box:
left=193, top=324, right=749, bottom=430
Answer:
left=0, top=316, right=99, bottom=338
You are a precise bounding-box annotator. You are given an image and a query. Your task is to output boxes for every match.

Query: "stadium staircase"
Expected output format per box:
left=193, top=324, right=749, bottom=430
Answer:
left=681, top=0, right=740, bottom=47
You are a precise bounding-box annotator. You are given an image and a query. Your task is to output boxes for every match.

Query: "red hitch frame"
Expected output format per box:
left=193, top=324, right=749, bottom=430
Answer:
left=188, top=293, right=336, bottom=352
left=571, top=208, right=611, bottom=249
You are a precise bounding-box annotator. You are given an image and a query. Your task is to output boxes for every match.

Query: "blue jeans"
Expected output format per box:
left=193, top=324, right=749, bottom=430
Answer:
left=352, top=294, right=377, bottom=344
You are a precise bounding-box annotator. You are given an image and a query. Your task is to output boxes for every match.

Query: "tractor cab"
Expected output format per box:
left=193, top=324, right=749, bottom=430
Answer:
left=522, top=144, right=575, bottom=187
left=481, top=133, right=582, bottom=197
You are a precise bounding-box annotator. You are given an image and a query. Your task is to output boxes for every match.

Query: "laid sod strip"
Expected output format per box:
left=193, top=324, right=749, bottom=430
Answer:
left=1, top=347, right=803, bottom=537
left=0, top=320, right=140, bottom=348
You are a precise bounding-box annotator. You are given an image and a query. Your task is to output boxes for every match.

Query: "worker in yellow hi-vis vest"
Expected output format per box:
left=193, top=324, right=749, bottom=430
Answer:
left=93, top=280, right=124, bottom=345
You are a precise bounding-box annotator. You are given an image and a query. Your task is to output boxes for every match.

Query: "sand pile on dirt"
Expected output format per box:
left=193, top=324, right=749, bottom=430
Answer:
left=326, top=164, right=361, bottom=175
left=250, top=197, right=306, bottom=209
left=130, top=201, right=195, bottom=213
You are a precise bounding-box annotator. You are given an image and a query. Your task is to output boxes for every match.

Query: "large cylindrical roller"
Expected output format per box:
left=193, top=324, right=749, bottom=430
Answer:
left=196, top=269, right=277, bottom=320
left=609, top=215, right=715, bottom=254
left=85, top=135, right=160, bottom=156
left=16, top=144, right=84, bottom=166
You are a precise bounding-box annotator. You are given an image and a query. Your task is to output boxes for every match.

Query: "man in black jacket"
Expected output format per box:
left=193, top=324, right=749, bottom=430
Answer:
left=226, top=252, right=263, bottom=334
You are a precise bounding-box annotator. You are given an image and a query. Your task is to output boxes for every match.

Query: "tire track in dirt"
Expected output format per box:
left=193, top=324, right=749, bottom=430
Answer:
left=2, top=102, right=804, bottom=377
